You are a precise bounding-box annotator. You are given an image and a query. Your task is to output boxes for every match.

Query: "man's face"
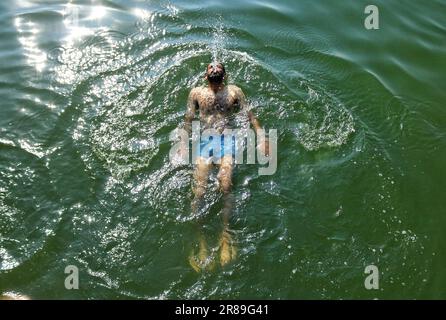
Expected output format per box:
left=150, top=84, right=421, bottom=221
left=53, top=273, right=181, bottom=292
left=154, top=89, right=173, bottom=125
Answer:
left=206, top=62, right=225, bottom=84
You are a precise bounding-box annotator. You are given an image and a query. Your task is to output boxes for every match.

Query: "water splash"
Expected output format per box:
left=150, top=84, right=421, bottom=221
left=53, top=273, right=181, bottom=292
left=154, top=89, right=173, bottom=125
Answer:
left=294, top=82, right=355, bottom=151
left=209, top=17, right=226, bottom=63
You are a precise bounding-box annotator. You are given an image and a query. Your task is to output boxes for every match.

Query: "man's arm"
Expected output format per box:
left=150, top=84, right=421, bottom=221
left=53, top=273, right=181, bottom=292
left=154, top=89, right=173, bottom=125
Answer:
left=249, top=111, right=270, bottom=157
left=183, top=88, right=198, bottom=134
left=235, top=87, right=269, bottom=156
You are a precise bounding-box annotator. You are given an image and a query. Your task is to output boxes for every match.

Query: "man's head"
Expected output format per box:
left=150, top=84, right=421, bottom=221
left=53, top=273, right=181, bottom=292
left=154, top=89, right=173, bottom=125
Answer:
left=205, top=62, right=226, bottom=85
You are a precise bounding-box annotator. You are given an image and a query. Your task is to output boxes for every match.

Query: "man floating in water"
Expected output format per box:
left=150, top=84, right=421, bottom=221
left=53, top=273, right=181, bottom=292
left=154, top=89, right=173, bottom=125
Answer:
left=177, top=62, right=270, bottom=272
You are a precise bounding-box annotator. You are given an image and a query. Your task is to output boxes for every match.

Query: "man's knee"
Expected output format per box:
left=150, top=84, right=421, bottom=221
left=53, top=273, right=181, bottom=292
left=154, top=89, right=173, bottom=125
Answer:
left=194, top=157, right=212, bottom=195
left=218, top=166, right=232, bottom=194
left=194, top=184, right=206, bottom=198
left=221, top=179, right=231, bottom=194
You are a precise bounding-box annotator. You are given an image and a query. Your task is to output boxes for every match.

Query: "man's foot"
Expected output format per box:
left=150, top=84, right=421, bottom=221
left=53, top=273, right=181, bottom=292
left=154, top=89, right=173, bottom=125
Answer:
left=188, top=237, right=215, bottom=272
left=219, top=230, right=237, bottom=267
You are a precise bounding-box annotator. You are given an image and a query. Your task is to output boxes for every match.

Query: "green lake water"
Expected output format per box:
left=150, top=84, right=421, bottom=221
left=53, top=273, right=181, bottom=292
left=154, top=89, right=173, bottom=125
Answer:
left=0, top=0, right=446, bottom=299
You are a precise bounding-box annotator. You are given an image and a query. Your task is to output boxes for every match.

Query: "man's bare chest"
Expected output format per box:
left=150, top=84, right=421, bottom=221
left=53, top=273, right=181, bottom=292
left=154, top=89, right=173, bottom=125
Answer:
left=197, top=92, right=239, bottom=115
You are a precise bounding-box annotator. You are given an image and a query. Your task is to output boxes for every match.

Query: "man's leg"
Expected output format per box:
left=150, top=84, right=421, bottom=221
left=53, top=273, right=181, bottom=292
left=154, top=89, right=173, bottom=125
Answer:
left=217, top=155, right=237, bottom=266
left=191, top=156, right=211, bottom=214
left=189, top=156, right=214, bottom=272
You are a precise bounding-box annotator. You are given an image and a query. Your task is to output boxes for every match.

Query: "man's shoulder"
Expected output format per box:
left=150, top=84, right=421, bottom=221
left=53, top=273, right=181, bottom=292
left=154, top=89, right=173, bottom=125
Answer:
left=192, top=85, right=207, bottom=91
left=227, top=84, right=243, bottom=94
left=227, top=84, right=241, bottom=90
left=190, top=86, right=206, bottom=96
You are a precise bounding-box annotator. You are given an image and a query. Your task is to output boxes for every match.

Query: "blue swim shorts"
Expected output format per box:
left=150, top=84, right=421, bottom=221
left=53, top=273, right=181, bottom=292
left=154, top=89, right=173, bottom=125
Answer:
left=195, top=134, right=236, bottom=161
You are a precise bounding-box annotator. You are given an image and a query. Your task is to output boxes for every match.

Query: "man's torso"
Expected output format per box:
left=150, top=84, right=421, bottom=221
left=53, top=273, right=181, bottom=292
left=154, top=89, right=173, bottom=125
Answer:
left=193, top=85, right=243, bottom=132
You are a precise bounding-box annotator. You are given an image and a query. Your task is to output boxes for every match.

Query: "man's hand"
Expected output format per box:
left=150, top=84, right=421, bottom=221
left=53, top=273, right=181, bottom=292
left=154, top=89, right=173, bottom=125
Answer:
left=257, top=137, right=269, bottom=157
left=177, top=142, right=189, bottom=159
left=248, top=111, right=269, bottom=157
